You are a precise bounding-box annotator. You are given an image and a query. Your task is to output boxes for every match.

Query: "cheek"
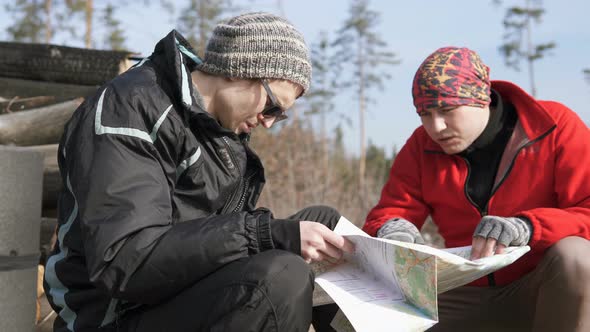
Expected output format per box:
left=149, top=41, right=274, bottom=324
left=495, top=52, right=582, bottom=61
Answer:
left=465, top=113, right=487, bottom=138
left=235, top=100, right=261, bottom=122
left=255, top=97, right=267, bottom=114
left=243, top=96, right=266, bottom=119
left=445, top=113, right=467, bottom=135
left=420, top=118, right=436, bottom=138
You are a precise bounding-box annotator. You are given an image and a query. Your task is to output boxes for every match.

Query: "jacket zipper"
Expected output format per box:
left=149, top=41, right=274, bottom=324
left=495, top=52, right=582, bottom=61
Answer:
left=462, top=125, right=557, bottom=215
left=220, top=136, right=243, bottom=214
left=234, top=173, right=255, bottom=212
left=461, top=125, right=556, bottom=286
left=483, top=125, right=557, bottom=215
left=461, top=155, right=495, bottom=286
left=233, top=137, right=260, bottom=212
left=460, top=157, right=486, bottom=217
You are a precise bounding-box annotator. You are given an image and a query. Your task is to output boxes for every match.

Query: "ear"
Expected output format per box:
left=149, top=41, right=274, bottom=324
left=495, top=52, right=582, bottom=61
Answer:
left=295, top=84, right=304, bottom=99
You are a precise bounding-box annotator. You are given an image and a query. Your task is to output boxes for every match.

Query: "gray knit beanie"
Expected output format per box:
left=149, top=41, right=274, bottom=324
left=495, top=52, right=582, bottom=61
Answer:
left=196, top=12, right=312, bottom=94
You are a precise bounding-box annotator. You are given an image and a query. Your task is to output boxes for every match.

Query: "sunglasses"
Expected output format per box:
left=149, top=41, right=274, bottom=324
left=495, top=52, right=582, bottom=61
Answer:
left=261, top=79, right=288, bottom=123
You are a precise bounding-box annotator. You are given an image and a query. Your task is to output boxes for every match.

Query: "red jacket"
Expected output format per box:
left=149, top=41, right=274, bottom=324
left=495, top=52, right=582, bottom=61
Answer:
left=363, top=80, right=590, bottom=286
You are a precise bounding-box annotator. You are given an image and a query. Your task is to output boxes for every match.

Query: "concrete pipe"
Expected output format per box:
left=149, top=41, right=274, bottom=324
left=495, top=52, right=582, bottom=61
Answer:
left=0, top=146, right=43, bottom=332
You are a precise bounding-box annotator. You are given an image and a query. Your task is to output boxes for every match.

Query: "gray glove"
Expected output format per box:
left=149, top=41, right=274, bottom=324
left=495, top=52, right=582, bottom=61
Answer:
left=473, top=216, right=533, bottom=247
left=377, top=218, right=425, bottom=244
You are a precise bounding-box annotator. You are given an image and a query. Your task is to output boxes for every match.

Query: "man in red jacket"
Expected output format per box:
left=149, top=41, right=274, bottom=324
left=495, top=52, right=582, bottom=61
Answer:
left=363, top=47, right=590, bottom=331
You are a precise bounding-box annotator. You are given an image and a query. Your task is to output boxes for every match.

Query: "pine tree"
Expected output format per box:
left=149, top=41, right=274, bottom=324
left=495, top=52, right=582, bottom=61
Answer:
left=178, top=0, right=233, bottom=57
left=101, top=4, right=125, bottom=50
left=333, top=0, right=399, bottom=206
left=365, top=140, right=391, bottom=186
left=6, top=0, right=130, bottom=52
left=5, top=0, right=47, bottom=43
left=84, top=0, right=93, bottom=48
left=499, top=0, right=556, bottom=97
left=302, top=31, right=344, bottom=199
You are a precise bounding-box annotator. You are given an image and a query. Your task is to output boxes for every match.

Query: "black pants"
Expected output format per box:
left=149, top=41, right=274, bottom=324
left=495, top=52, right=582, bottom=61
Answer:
left=117, top=205, right=340, bottom=332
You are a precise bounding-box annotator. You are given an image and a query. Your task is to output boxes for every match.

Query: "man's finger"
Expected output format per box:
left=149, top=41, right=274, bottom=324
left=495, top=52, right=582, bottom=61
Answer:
left=481, top=237, right=497, bottom=258
left=311, top=251, right=325, bottom=263
left=341, top=238, right=355, bottom=253
left=495, top=243, right=507, bottom=255
left=321, top=228, right=354, bottom=253
left=319, top=242, right=343, bottom=261
left=471, top=236, right=486, bottom=260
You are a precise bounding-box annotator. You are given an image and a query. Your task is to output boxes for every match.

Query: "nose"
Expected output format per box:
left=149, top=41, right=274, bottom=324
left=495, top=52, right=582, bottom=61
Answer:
left=257, top=113, right=276, bottom=128
left=430, top=112, right=447, bottom=133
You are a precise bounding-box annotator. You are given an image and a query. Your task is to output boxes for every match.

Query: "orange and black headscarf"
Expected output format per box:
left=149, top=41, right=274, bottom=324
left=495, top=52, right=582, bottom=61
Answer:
left=412, top=47, right=491, bottom=112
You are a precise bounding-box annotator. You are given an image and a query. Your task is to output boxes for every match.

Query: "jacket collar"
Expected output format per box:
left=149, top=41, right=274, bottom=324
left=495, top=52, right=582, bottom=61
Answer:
left=465, top=89, right=505, bottom=151
left=150, top=30, right=244, bottom=139
left=150, top=30, right=203, bottom=113
left=490, top=80, right=555, bottom=141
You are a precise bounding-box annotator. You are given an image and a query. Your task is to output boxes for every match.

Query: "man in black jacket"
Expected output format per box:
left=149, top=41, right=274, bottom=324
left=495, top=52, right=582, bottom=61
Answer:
left=44, top=12, right=353, bottom=332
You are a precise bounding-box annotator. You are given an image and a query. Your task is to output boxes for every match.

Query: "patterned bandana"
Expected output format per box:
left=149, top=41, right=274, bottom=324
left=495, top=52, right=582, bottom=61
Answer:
left=412, top=47, right=491, bottom=112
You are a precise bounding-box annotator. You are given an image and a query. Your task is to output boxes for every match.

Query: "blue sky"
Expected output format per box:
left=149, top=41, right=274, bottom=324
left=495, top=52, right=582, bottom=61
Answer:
left=1, top=0, right=589, bottom=155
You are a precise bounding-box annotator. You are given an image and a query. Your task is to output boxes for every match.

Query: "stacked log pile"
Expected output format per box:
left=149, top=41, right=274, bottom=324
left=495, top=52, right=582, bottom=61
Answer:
left=0, top=41, right=137, bottom=331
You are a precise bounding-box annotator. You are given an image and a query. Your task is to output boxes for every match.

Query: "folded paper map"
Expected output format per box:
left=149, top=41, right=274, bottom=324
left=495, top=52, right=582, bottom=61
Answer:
left=313, top=217, right=530, bottom=332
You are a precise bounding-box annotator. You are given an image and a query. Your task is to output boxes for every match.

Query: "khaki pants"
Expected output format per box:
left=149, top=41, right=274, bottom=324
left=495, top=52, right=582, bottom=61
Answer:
left=429, top=237, right=590, bottom=332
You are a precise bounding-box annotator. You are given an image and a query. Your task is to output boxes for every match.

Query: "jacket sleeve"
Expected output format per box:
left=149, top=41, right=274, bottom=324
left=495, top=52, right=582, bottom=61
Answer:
left=67, top=89, right=274, bottom=305
left=363, top=132, right=431, bottom=236
left=517, top=102, right=590, bottom=252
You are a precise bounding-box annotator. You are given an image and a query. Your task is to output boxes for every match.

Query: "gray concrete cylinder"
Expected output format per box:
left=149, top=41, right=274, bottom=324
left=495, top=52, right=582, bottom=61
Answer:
left=0, top=146, right=43, bottom=332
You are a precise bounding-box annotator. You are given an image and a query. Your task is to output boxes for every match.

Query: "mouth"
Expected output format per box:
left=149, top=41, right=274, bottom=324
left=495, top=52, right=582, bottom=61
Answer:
left=239, top=121, right=257, bottom=134
left=437, top=136, right=457, bottom=145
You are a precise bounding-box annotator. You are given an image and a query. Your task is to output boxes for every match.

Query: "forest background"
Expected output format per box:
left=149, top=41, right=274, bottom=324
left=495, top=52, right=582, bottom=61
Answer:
left=2, top=0, right=589, bottom=244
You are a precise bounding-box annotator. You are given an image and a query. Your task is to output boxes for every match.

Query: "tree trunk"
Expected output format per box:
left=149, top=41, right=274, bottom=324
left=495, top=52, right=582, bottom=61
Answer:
left=286, top=140, right=298, bottom=213
left=198, top=0, right=207, bottom=58
left=85, top=0, right=93, bottom=49
left=0, top=99, right=82, bottom=146
left=0, top=41, right=131, bottom=86
left=0, top=77, right=97, bottom=102
left=525, top=0, right=537, bottom=97
left=357, top=36, right=367, bottom=207
left=321, top=104, right=329, bottom=203
left=45, top=0, right=52, bottom=43
left=0, top=96, right=56, bottom=114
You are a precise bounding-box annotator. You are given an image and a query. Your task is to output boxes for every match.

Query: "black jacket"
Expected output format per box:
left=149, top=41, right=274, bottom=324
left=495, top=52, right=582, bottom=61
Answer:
left=44, top=30, right=298, bottom=332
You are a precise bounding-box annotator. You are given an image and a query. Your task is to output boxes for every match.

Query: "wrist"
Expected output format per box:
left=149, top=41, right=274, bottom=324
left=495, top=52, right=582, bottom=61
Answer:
left=377, top=218, right=424, bottom=244
left=515, top=216, right=533, bottom=244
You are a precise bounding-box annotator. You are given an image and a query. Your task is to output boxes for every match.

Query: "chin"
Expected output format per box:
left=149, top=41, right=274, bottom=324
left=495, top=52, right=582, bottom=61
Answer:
left=441, top=144, right=467, bottom=155
left=235, top=126, right=250, bottom=135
